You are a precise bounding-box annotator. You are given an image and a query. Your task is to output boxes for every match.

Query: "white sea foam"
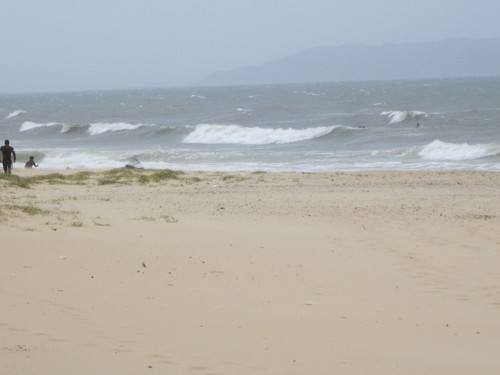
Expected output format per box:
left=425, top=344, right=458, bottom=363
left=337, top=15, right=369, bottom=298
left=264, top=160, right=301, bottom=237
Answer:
left=419, top=140, right=500, bottom=161
left=293, top=90, right=324, bottom=96
left=44, top=152, right=125, bottom=169
left=20, top=121, right=59, bottom=131
left=381, top=110, right=427, bottom=124
left=88, top=122, right=145, bottom=135
left=6, top=110, right=26, bottom=119
left=182, top=124, right=336, bottom=145
left=20, top=121, right=86, bottom=133
left=236, top=108, right=253, bottom=113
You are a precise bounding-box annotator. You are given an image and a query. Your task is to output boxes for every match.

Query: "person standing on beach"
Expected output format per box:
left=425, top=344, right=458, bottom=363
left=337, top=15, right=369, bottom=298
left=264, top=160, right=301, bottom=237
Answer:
left=1, top=140, right=16, bottom=174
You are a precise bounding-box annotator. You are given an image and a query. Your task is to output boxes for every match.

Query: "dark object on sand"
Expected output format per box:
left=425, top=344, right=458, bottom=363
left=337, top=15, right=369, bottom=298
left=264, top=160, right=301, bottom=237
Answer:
left=125, top=158, right=144, bottom=169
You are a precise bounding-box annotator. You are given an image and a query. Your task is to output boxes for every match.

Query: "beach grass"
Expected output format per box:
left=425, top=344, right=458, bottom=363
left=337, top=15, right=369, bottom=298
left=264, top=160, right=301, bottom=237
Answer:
left=3, top=204, right=50, bottom=216
left=0, top=168, right=193, bottom=188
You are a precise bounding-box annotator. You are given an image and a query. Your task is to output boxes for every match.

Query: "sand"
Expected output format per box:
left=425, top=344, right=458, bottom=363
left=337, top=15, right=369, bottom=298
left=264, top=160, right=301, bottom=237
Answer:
left=1, top=169, right=499, bottom=375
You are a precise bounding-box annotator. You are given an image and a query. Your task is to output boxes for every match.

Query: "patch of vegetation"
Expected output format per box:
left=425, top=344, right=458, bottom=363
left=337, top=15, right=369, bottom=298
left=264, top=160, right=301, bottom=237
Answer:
left=0, top=172, right=96, bottom=188
left=51, top=196, right=79, bottom=204
left=97, top=177, right=122, bottom=185
left=0, top=168, right=198, bottom=188
left=63, top=209, right=81, bottom=215
left=150, top=169, right=183, bottom=182
left=221, top=175, right=249, bottom=182
left=91, top=218, right=111, bottom=226
left=160, top=215, right=179, bottom=223
left=97, top=168, right=148, bottom=185
left=67, top=171, right=94, bottom=183
left=0, top=174, right=31, bottom=188
left=5, top=204, right=50, bottom=215
left=134, top=216, right=156, bottom=221
left=102, top=168, right=137, bottom=178
left=71, top=221, right=84, bottom=227
left=31, top=173, right=68, bottom=184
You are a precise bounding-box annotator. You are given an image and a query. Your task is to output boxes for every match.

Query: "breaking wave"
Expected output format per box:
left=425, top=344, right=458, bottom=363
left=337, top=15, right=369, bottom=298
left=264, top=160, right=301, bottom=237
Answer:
left=182, top=124, right=336, bottom=145
left=419, top=140, right=500, bottom=161
left=20, top=121, right=60, bottom=131
left=20, top=121, right=156, bottom=135
left=381, top=110, right=427, bottom=124
left=6, top=109, right=26, bottom=119
left=88, top=122, right=147, bottom=135
left=20, top=121, right=84, bottom=133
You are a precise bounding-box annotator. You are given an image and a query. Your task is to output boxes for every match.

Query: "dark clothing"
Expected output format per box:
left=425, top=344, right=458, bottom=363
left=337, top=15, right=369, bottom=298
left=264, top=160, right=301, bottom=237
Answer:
left=25, top=160, right=38, bottom=168
left=1, top=145, right=16, bottom=173
left=1, top=145, right=15, bottom=161
left=1, top=145, right=15, bottom=162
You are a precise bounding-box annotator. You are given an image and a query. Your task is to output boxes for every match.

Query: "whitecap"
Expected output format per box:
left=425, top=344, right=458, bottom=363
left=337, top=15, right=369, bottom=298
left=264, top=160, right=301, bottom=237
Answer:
left=6, top=110, right=26, bottom=119
left=293, top=91, right=324, bottom=96
left=236, top=108, right=253, bottom=113
left=419, top=140, right=500, bottom=161
left=19, top=121, right=59, bottom=131
left=88, top=122, right=144, bottom=135
left=381, top=110, right=427, bottom=124
left=182, top=124, right=336, bottom=145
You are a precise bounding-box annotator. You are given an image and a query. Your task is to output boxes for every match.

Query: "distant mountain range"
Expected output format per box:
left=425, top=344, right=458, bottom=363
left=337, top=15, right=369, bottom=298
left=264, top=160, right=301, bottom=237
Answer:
left=199, top=38, right=500, bottom=86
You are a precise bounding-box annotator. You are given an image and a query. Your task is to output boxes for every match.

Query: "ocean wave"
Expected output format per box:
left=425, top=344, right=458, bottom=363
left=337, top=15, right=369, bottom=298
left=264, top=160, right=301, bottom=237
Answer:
left=236, top=108, right=253, bottom=113
left=293, top=90, right=324, bottom=96
left=61, top=124, right=86, bottom=133
left=88, top=122, right=147, bottom=135
left=20, top=121, right=60, bottom=131
left=6, top=109, right=26, bottom=119
left=419, top=140, right=500, bottom=161
left=182, top=124, right=336, bottom=145
left=381, top=110, right=427, bottom=124
left=30, top=151, right=127, bottom=169
left=19, top=121, right=86, bottom=133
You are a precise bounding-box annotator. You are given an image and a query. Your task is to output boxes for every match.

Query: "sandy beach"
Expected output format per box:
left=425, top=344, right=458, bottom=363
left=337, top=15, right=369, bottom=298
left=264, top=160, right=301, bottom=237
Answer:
left=1, top=168, right=499, bottom=375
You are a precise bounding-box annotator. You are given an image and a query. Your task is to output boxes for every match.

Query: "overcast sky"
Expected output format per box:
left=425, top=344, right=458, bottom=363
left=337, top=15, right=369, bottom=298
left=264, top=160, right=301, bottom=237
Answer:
left=2, top=0, right=500, bottom=94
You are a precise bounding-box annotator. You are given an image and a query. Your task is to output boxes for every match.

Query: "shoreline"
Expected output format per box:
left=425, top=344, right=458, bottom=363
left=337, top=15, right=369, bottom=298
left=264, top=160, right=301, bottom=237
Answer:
left=1, top=169, right=499, bottom=374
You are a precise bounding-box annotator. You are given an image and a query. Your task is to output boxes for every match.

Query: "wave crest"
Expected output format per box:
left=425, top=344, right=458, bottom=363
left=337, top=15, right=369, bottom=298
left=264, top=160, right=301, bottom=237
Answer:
left=419, top=140, right=500, bottom=161
left=20, top=121, right=60, bottom=131
left=88, top=122, right=146, bottom=135
left=6, top=110, right=26, bottom=119
left=19, top=121, right=84, bottom=133
left=182, top=124, right=336, bottom=145
left=381, top=110, right=427, bottom=124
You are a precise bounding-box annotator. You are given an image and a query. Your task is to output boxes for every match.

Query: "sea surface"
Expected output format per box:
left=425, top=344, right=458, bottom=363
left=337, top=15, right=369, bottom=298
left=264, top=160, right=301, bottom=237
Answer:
left=1, top=77, right=499, bottom=172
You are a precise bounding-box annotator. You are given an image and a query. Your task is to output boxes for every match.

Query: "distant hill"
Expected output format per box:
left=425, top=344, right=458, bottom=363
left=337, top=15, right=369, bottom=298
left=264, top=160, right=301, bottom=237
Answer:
left=199, top=38, right=500, bottom=86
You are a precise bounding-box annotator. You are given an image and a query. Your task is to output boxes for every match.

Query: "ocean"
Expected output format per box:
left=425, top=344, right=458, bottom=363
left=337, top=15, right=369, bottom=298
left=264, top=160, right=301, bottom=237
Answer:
left=1, top=77, right=499, bottom=172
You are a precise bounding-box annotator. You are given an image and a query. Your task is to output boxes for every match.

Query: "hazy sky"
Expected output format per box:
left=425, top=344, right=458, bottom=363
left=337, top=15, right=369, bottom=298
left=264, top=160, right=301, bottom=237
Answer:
left=2, top=0, right=500, bottom=94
